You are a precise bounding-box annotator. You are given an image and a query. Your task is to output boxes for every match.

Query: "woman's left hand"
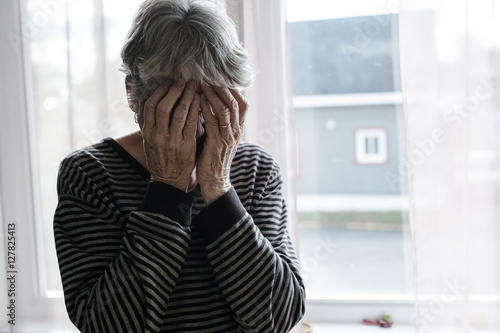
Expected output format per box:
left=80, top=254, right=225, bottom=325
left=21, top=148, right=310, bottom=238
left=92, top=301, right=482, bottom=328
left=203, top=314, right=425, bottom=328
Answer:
left=197, top=85, right=248, bottom=205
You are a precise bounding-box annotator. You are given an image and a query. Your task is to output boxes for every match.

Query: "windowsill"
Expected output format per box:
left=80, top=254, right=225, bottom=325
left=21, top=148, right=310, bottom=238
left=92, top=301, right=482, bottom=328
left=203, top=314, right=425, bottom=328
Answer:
left=5, top=323, right=415, bottom=333
left=9, top=322, right=494, bottom=333
left=307, top=323, right=497, bottom=333
left=307, top=323, right=414, bottom=332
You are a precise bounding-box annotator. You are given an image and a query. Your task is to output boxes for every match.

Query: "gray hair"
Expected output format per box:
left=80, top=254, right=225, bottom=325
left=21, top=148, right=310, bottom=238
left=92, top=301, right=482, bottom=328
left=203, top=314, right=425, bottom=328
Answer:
left=120, top=0, right=254, bottom=104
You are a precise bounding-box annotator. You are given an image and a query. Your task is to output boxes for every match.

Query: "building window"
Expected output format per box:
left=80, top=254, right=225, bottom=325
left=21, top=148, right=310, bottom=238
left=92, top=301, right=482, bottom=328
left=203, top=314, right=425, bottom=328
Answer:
left=354, top=128, right=388, bottom=164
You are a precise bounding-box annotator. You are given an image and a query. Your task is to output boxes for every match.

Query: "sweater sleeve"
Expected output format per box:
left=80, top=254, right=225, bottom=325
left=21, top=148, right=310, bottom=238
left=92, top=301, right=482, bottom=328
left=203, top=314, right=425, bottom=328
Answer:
left=53, top=154, right=192, bottom=333
left=192, top=161, right=306, bottom=333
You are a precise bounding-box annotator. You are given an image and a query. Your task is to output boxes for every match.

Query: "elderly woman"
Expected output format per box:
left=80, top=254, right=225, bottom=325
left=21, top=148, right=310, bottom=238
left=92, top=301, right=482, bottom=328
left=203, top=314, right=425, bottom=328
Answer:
left=53, top=0, right=305, bottom=332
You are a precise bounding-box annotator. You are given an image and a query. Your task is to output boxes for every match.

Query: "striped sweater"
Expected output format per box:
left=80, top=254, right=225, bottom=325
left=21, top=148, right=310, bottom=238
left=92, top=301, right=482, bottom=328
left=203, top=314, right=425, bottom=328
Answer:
left=54, top=137, right=305, bottom=333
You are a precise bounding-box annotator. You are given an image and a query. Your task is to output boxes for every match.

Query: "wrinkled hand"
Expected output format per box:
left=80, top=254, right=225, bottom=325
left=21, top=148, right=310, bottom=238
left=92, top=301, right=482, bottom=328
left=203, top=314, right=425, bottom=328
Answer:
left=197, top=85, right=248, bottom=204
left=138, top=80, right=200, bottom=192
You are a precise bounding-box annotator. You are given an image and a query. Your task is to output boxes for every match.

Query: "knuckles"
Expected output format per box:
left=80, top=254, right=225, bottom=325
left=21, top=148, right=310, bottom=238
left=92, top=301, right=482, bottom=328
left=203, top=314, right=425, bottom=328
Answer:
left=218, top=105, right=231, bottom=117
left=229, top=98, right=239, bottom=112
left=143, top=100, right=156, bottom=114
left=173, top=103, right=189, bottom=118
left=164, top=141, right=179, bottom=153
left=206, top=116, right=219, bottom=126
left=156, top=102, right=170, bottom=115
left=233, top=129, right=241, bottom=141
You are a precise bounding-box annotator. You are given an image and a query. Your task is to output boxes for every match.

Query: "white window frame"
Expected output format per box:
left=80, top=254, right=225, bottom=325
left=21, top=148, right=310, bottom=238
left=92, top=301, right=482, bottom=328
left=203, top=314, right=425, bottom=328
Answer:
left=0, top=0, right=74, bottom=331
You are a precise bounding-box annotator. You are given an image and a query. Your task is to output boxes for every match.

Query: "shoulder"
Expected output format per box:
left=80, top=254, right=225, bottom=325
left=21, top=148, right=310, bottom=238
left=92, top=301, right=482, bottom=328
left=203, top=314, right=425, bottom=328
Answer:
left=231, top=142, right=283, bottom=210
left=233, top=142, right=280, bottom=172
left=58, top=139, right=114, bottom=175
left=56, top=139, right=116, bottom=195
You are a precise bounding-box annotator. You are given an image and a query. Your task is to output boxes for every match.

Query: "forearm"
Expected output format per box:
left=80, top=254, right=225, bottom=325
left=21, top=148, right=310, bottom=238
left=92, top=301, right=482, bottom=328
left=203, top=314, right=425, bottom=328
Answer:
left=207, top=217, right=304, bottom=332
left=55, top=182, right=194, bottom=333
left=192, top=188, right=305, bottom=332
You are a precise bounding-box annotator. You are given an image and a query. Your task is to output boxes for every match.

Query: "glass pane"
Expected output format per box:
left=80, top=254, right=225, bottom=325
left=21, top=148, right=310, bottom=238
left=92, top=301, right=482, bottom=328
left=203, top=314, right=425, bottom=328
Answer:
left=287, top=1, right=412, bottom=296
left=26, top=0, right=142, bottom=293
left=372, top=137, right=378, bottom=154
left=366, top=137, right=379, bottom=155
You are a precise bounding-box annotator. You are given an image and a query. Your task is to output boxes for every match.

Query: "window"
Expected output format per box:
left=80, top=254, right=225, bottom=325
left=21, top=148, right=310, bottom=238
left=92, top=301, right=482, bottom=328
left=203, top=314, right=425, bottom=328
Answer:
left=5, top=0, right=413, bottom=328
left=25, top=0, right=142, bottom=296
left=287, top=0, right=412, bottom=305
left=355, top=128, right=388, bottom=164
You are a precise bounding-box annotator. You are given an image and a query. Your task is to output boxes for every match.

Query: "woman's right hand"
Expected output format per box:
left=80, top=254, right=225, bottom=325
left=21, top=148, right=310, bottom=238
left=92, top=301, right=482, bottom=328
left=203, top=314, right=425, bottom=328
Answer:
left=137, top=79, right=200, bottom=192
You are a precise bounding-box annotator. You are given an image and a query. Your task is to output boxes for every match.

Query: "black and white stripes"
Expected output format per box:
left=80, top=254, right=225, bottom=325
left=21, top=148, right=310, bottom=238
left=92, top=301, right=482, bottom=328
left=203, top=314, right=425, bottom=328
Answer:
left=54, top=137, right=305, bottom=332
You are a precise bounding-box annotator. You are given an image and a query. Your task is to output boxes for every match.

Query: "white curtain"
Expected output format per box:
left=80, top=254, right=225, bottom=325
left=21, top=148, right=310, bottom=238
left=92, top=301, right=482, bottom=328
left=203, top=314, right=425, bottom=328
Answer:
left=399, top=0, right=500, bottom=331
left=226, top=0, right=300, bottom=247
left=227, top=2, right=300, bottom=331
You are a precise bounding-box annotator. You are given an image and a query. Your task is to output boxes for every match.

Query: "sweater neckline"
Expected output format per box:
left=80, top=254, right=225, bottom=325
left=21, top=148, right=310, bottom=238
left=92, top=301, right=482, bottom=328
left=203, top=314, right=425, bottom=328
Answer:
left=102, top=137, right=151, bottom=180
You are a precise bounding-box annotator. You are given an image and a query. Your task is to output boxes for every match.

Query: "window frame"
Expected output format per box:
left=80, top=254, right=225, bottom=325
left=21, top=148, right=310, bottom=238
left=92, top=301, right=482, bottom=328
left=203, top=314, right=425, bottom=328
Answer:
left=282, top=6, right=410, bottom=320
left=0, top=0, right=75, bottom=331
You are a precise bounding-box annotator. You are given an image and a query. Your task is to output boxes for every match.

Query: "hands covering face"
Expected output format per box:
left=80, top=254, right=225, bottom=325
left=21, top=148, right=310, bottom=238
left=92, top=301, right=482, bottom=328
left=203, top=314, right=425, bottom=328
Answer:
left=137, top=80, right=248, bottom=205
left=197, top=84, right=248, bottom=204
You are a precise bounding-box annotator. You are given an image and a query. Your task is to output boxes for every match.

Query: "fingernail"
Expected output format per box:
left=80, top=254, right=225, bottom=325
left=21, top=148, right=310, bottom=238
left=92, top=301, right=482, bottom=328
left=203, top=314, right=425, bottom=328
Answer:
left=165, top=79, right=173, bottom=87
left=176, top=80, right=185, bottom=87
left=187, top=81, right=195, bottom=89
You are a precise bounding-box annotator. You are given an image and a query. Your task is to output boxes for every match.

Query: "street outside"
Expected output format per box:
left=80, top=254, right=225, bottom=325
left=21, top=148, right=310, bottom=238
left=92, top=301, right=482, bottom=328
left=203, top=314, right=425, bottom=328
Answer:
left=299, top=225, right=413, bottom=295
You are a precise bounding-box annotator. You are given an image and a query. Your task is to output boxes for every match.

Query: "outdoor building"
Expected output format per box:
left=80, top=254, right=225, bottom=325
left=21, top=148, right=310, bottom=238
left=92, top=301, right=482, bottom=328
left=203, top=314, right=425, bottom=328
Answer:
left=289, top=15, right=412, bottom=296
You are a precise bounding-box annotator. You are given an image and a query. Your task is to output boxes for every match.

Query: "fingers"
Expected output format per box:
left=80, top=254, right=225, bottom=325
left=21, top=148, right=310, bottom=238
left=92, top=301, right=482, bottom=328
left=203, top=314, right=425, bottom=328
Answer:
left=170, top=81, right=197, bottom=137
left=143, top=80, right=173, bottom=130
left=142, top=81, right=245, bottom=142
left=214, top=86, right=240, bottom=128
left=155, top=80, right=186, bottom=132
left=200, top=93, right=218, bottom=137
left=229, top=88, right=248, bottom=128
left=183, top=93, right=200, bottom=139
left=201, top=84, right=233, bottom=129
left=137, top=100, right=146, bottom=131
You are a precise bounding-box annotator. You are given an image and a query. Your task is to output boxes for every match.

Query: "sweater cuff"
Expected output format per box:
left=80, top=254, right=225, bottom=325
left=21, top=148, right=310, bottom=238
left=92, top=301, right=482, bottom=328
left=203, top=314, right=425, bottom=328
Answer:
left=192, top=187, right=247, bottom=244
left=138, top=181, right=194, bottom=226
